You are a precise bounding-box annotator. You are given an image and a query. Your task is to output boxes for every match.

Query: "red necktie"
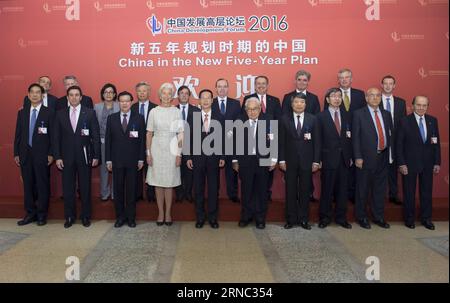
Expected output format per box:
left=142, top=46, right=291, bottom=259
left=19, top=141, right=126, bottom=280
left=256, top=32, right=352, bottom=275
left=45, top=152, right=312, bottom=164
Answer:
left=374, top=110, right=385, bottom=150
left=334, top=110, right=341, bottom=134
left=260, top=95, right=266, bottom=113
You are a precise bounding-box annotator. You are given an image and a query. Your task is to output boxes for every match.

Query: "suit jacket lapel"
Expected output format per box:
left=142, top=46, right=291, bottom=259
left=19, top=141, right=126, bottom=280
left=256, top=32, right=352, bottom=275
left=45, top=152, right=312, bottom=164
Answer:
left=76, top=107, right=86, bottom=134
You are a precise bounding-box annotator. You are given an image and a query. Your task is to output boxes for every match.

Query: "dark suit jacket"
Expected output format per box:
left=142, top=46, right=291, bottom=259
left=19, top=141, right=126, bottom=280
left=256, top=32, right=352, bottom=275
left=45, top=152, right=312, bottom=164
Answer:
left=396, top=114, right=441, bottom=173
left=233, top=113, right=273, bottom=167
left=23, top=94, right=58, bottom=112
left=14, top=106, right=53, bottom=165
left=56, top=95, right=94, bottom=111
left=324, top=88, right=366, bottom=113
left=131, top=100, right=157, bottom=126
left=53, top=106, right=101, bottom=165
left=187, top=110, right=225, bottom=163
left=212, top=97, right=241, bottom=121
left=242, top=93, right=282, bottom=121
left=352, top=106, right=393, bottom=170
left=105, top=112, right=146, bottom=168
left=317, top=109, right=352, bottom=169
left=282, top=91, right=320, bottom=115
left=279, top=112, right=321, bottom=170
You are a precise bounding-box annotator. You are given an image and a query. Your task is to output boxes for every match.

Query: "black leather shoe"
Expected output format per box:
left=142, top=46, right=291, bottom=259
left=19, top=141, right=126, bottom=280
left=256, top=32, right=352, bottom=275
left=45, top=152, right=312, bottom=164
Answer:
left=318, top=221, right=329, bottom=229
left=238, top=220, right=249, bottom=227
left=405, top=222, right=416, bottom=229
left=422, top=221, right=435, bottom=230
left=299, top=221, right=312, bottom=230
left=37, top=219, right=47, bottom=226
left=175, top=197, right=183, bottom=203
left=195, top=221, right=204, bottom=228
left=230, top=197, right=240, bottom=203
left=349, top=198, right=355, bottom=204
left=114, top=219, right=125, bottom=228
left=358, top=219, right=371, bottom=229
left=64, top=218, right=74, bottom=228
left=156, top=221, right=165, bottom=226
left=337, top=221, right=352, bottom=229
left=186, top=195, right=194, bottom=203
left=373, top=220, right=390, bottom=229
left=101, top=197, right=109, bottom=202
left=82, top=218, right=91, bottom=228
left=17, top=215, right=37, bottom=226
left=128, top=220, right=136, bottom=228
left=209, top=221, right=219, bottom=229
left=256, top=222, right=266, bottom=229
left=284, top=223, right=294, bottom=229
left=389, top=197, right=402, bottom=205
left=165, top=221, right=173, bottom=226
left=136, top=196, right=144, bottom=201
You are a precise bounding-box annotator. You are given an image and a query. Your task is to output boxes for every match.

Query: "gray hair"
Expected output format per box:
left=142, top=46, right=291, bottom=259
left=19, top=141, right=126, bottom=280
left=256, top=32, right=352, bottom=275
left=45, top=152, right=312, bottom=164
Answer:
left=135, top=81, right=150, bottom=90
left=295, top=70, right=311, bottom=81
left=338, top=68, right=352, bottom=77
left=63, top=75, right=78, bottom=83
left=244, top=97, right=261, bottom=109
left=158, top=82, right=175, bottom=98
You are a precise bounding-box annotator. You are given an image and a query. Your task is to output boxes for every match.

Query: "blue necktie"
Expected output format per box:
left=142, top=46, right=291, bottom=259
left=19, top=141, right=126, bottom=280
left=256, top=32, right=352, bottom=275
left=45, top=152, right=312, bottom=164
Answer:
left=139, top=103, right=145, bottom=116
left=386, top=97, right=391, bottom=112
left=29, top=108, right=37, bottom=147
left=220, top=99, right=226, bottom=115
left=419, top=117, right=426, bottom=143
left=182, top=105, right=186, bottom=121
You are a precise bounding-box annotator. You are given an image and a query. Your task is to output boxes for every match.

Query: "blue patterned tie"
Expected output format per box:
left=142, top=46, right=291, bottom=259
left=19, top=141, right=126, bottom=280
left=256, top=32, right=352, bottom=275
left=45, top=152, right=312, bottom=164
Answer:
left=139, top=103, right=145, bottom=117
left=386, top=97, right=391, bottom=112
left=182, top=105, right=186, bottom=121
left=29, top=108, right=37, bottom=146
left=419, top=117, right=426, bottom=143
left=220, top=99, right=226, bottom=115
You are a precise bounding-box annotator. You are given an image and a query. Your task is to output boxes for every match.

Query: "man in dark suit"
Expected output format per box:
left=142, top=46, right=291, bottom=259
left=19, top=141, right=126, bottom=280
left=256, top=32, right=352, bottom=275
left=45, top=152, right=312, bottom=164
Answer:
left=379, top=75, right=406, bottom=205
left=53, top=86, right=100, bottom=228
left=105, top=91, right=146, bottom=228
left=212, top=78, right=242, bottom=203
left=324, top=69, right=366, bottom=205
left=397, top=96, right=441, bottom=230
left=131, top=81, right=157, bottom=203
left=14, top=84, right=54, bottom=226
left=187, top=89, right=225, bottom=229
left=353, top=87, right=393, bottom=229
left=242, top=76, right=281, bottom=202
left=23, top=76, right=58, bottom=112
left=233, top=97, right=277, bottom=229
left=281, top=70, right=321, bottom=202
left=176, top=85, right=200, bottom=203
left=316, top=88, right=353, bottom=229
left=56, top=76, right=94, bottom=110
left=279, top=93, right=320, bottom=230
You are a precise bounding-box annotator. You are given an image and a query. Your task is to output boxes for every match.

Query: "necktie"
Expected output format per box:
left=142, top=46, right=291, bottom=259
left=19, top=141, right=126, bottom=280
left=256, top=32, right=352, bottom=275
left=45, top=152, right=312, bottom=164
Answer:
left=250, top=119, right=257, bottom=138
left=122, top=113, right=128, bottom=132
left=29, top=108, right=37, bottom=146
left=419, top=117, right=426, bottom=143
left=374, top=110, right=385, bottom=150
left=260, top=95, right=266, bottom=113
left=139, top=103, right=145, bottom=117
left=334, top=110, right=341, bottom=134
left=385, top=97, right=391, bottom=113
left=343, top=91, right=350, bottom=112
left=296, top=115, right=302, bottom=136
left=220, top=99, right=226, bottom=115
left=70, top=107, right=77, bottom=133
left=181, top=105, right=186, bottom=121
left=203, top=113, right=209, bottom=133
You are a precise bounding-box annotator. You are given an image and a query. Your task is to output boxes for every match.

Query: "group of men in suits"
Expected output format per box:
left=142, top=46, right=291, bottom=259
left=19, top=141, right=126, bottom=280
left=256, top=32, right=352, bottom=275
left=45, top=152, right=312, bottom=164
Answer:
left=14, top=70, right=442, bottom=230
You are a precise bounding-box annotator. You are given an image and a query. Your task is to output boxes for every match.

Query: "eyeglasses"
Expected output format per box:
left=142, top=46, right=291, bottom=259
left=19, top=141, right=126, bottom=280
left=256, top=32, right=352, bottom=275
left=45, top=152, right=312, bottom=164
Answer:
left=103, top=91, right=115, bottom=95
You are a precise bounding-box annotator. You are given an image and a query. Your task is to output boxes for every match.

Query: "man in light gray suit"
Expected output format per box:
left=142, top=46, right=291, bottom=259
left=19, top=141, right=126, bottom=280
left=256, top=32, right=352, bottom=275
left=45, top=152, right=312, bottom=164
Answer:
left=94, top=83, right=120, bottom=201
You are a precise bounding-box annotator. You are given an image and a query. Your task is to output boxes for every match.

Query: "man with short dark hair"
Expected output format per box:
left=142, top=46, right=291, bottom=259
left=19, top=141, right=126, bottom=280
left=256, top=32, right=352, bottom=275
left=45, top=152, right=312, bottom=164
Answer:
left=14, top=84, right=54, bottom=226
left=397, top=96, right=441, bottom=230
left=105, top=91, right=146, bottom=228
left=53, top=86, right=100, bottom=228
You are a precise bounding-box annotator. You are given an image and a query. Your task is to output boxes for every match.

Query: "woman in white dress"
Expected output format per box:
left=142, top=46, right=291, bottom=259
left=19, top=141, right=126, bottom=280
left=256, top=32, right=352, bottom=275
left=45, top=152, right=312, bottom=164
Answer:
left=146, top=83, right=183, bottom=226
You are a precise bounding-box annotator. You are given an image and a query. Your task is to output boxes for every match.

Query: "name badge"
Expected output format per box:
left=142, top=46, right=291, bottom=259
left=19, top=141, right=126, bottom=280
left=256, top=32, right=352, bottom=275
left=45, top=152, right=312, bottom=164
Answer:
left=346, top=131, right=351, bottom=138
left=304, top=132, right=311, bottom=140
left=38, top=127, right=48, bottom=134
left=81, top=128, right=90, bottom=136
left=431, top=137, right=438, bottom=144
left=130, top=131, right=139, bottom=138
left=267, top=133, right=274, bottom=141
